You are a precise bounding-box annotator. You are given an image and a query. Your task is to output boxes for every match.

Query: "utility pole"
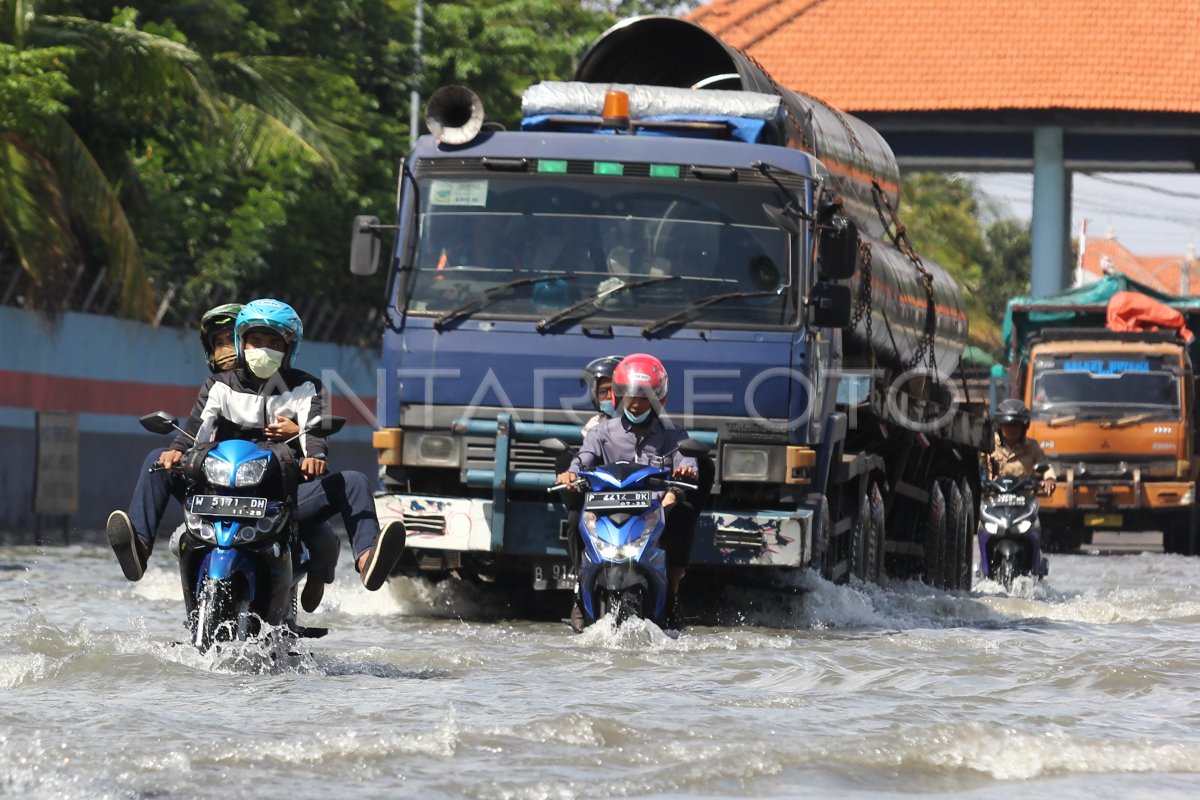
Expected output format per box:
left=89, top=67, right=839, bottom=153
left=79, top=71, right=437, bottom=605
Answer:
left=410, top=0, right=424, bottom=150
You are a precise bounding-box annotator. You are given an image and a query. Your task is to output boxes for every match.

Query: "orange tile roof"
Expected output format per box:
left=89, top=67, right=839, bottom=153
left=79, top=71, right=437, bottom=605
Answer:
left=1079, top=237, right=1199, bottom=295
left=688, top=0, right=1200, bottom=113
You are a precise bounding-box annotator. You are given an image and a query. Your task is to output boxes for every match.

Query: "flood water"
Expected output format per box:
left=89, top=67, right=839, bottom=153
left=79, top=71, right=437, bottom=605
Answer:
left=3, top=539, right=1200, bottom=799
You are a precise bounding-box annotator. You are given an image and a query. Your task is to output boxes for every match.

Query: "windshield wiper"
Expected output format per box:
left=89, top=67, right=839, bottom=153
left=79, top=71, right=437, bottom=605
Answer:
left=1100, top=411, right=1162, bottom=429
left=641, top=290, right=778, bottom=336
left=433, top=275, right=574, bottom=331
left=536, top=275, right=680, bottom=332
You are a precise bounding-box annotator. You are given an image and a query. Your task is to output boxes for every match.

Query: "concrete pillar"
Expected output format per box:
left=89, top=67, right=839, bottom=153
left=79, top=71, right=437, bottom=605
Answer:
left=1031, top=126, right=1067, bottom=297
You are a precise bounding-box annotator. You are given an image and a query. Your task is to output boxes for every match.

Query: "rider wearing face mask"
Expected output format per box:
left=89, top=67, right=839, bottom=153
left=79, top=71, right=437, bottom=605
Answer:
left=555, top=353, right=706, bottom=629
left=107, top=299, right=406, bottom=604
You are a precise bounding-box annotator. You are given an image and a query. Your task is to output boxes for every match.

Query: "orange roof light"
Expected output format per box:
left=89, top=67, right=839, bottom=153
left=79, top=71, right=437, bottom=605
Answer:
left=601, top=89, right=631, bottom=129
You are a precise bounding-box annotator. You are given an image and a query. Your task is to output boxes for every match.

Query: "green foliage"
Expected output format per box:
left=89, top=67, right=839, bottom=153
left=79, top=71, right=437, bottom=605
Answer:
left=0, top=43, right=74, bottom=133
left=899, top=172, right=1031, bottom=355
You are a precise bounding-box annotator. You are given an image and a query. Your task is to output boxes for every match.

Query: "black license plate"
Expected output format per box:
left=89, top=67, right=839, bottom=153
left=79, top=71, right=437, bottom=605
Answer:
left=190, top=495, right=267, bottom=519
left=586, top=490, right=651, bottom=511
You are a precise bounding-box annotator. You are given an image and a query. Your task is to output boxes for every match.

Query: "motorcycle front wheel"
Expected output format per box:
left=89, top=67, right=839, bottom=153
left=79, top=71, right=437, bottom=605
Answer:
left=994, top=556, right=1016, bottom=592
left=192, top=577, right=251, bottom=652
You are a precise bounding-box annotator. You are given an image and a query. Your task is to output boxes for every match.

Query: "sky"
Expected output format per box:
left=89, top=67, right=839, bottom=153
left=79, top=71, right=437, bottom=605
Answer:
left=973, top=172, right=1200, bottom=257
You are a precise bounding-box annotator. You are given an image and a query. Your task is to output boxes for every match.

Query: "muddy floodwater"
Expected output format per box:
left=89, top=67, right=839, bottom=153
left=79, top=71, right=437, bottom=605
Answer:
left=2, top=540, right=1199, bottom=799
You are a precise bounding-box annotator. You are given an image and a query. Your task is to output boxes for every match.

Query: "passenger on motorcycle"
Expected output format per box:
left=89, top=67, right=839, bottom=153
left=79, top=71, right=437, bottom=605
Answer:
left=106, top=299, right=405, bottom=607
left=987, top=398, right=1057, bottom=494
left=555, top=353, right=705, bottom=629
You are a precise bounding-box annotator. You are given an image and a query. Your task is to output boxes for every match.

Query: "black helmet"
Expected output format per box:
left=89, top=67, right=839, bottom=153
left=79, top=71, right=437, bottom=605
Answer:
left=995, top=398, right=1030, bottom=429
left=580, top=355, right=623, bottom=411
left=199, top=303, right=243, bottom=373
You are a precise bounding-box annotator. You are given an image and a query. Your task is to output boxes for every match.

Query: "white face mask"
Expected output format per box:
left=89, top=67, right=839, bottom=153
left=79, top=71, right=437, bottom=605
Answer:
left=244, top=347, right=285, bottom=378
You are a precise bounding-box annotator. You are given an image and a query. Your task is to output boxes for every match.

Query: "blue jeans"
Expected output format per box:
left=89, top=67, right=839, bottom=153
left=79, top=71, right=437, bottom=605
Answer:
left=296, top=471, right=380, bottom=560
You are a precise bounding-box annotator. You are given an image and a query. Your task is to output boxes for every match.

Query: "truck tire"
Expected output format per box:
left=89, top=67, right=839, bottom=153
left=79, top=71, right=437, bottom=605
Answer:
left=849, top=491, right=871, bottom=581
left=866, top=481, right=886, bottom=584
left=958, top=479, right=976, bottom=589
left=1162, top=511, right=1196, bottom=555
left=923, top=482, right=947, bottom=589
left=940, top=480, right=967, bottom=591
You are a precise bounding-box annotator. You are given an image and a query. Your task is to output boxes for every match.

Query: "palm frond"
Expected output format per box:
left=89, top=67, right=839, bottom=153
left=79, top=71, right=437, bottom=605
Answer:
left=0, top=131, right=82, bottom=306
left=37, top=115, right=154, bottom=320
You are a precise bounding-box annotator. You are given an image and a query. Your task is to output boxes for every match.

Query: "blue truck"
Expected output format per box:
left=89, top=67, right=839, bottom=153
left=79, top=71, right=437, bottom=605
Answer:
left=348, top=17, right=987, bottom=599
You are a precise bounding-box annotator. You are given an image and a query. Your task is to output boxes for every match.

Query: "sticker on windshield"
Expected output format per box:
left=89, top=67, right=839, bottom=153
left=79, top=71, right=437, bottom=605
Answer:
left=429, top=180, right=489, bottom=207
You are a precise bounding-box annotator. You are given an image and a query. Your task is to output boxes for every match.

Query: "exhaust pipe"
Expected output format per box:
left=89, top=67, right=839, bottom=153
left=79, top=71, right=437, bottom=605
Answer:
left=425, top=85, right=485, bottom=145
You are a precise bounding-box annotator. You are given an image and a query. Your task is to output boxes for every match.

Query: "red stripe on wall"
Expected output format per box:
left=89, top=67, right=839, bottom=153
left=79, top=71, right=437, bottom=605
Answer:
left=0, top=370, right=376, bottom=425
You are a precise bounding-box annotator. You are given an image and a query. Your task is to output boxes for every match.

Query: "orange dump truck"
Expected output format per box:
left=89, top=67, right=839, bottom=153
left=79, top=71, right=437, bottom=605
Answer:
left=1004, top=275, right=1199, bottom=555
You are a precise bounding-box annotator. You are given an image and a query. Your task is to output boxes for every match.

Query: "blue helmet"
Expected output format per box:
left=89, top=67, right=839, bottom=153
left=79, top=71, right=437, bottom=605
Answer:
left=235, top=299, right=304, bottom=370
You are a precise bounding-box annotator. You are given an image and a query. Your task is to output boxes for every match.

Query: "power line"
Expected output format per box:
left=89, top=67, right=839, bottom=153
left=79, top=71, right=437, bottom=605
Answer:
left=1079, top=173, right=1200, bottom=202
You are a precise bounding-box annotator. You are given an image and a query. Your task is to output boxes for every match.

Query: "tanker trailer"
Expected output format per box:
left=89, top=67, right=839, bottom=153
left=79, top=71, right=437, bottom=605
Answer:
left=348, top=16, right=988, bottom=604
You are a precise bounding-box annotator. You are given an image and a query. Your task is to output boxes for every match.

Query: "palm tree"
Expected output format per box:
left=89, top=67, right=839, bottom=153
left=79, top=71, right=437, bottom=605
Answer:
left=0, top=1, right=346, bottom=320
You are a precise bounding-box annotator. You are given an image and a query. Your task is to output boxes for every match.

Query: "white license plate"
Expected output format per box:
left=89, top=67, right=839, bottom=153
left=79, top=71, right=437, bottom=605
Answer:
left=189, top=494, right=267, bottom=519
left=992, top=493, right=1025, bottom=507
left=532, top=562, right=577, bottom=591
left=586, top=490, right=651, bottom=511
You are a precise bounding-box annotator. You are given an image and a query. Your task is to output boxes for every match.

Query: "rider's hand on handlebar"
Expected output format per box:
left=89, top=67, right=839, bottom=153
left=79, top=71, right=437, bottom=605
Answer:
left=672, top=465, right=698, bottom=481
left=1040, top=479, right=1057, bottom=496
left=301, top=457, right=327, bottom=480
left=264, top=415, right=299, bottom=442
left=158, top=449, right=184, bottom=470
left=555, top=470, right=579, bottom=490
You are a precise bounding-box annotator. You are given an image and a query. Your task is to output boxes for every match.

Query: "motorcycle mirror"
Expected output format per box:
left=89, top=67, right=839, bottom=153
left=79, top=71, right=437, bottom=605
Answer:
left=677, top=438, right=710, bottom=458
left=1034, top=462, right=1050, bottom=476
left=539, top=437, right=569, bottom=455
left=139, top=411, right=179, bottom=436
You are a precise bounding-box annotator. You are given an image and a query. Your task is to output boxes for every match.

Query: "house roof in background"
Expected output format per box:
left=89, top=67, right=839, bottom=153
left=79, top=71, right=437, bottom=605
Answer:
left=688, top=0, right=1200, bottom=113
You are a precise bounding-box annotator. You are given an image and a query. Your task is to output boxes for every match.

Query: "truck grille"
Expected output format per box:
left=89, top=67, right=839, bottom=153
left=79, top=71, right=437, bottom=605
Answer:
left=399, top=511, right=447, bottom=535
left=464, top=437, right=559, bottom=474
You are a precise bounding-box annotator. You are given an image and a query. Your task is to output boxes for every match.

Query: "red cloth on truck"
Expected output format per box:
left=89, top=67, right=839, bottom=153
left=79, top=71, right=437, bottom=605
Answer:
left=1106, top=291, right=1194, bottom=342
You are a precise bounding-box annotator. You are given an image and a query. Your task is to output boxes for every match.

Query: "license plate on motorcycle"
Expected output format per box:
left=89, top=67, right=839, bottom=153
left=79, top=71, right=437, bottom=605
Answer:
left=586, top=491, right=651, bottom=511
left=1084, top=513, right=1123, bottom=527
left=992, top=493, right=1025, bottom=507
left=189, top=495, right=267, bottom=518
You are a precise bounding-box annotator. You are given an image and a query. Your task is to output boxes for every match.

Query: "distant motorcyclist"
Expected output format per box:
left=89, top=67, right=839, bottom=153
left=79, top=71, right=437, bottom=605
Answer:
left=107, top=299, right=405, bottom=606
left=555, top=353, right=706, bottom=629
left=987, top=398, right=1057, bottom=494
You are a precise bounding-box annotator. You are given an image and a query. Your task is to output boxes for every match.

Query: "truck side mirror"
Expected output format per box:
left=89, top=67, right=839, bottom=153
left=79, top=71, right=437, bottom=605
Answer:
left=809, top=282, right=852, bottom=329
left=350, top=215, right=382, bottom=276
left=818, top=216, right=859, bottom=280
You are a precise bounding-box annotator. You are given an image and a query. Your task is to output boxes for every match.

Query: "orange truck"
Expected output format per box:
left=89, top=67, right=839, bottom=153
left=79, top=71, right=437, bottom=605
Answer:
left=1005, top=275, right=1199, bottom=555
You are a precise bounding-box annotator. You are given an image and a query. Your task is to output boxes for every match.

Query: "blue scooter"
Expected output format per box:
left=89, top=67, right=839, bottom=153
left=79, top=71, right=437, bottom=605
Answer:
left=546, top=438, right=707, bottom=629
left=139, top=411, right=344, bottom=651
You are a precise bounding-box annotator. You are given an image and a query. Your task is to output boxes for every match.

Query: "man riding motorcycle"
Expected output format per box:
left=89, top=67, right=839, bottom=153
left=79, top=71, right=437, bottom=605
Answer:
left=986, top=398, right=1057, bottom=494
left=107, top=299, right=404, bottom=609
left=555, top=353, right=706, bottom=630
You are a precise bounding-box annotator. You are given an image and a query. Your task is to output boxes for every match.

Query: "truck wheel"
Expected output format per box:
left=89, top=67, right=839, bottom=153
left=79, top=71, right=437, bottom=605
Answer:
left=849, top=491, right=871, bottom=581
left=940, top=480, right=966, bottom=591
left=958, top=479, right=976, bottom=589
left=1162, top=511, right=1196, bottom=555
left=923, top=483, right=947, bottom=589
left=866, top=481, right=886, bottom=584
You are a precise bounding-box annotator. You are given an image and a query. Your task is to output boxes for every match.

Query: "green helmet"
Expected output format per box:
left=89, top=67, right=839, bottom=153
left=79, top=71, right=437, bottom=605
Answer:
left=199, top=303, right=243, bottom=372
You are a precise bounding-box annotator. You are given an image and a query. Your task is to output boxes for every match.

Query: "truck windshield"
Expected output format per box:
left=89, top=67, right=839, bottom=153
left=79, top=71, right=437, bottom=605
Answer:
left=401, top=175, right=796, bottom=329
left=1031, top=355, right=1181, bottom=418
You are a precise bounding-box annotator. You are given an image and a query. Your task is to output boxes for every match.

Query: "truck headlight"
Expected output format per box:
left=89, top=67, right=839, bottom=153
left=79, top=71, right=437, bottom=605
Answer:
left=721, top=444, right=786, bottom=483
left=402, top=432, right=461, bottom=468
left=234, top=457, right=269, bottom=487
left=203, top=456, right=233, bottom=487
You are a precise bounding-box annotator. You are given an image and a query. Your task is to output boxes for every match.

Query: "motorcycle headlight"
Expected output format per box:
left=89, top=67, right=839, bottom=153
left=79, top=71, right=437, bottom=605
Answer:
left=982, top=521, right=1000, bottom=534
left=185, top=511, right=203, bottom=530
left=198, top=521, right=217, bottom=542
left=234, top=457, right=269, bottom=487
left=203, top=456, right=233, bottom=487
left=1015, top=520, right=1033, bottom=534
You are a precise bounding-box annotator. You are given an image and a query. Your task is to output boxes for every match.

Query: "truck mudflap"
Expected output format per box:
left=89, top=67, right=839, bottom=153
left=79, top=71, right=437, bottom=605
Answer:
left=376, top=492, right=814, bottom=569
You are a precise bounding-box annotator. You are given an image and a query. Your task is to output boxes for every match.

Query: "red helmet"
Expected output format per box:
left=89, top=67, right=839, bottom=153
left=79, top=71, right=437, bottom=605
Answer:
left=612, top=353, right=669, bottom=406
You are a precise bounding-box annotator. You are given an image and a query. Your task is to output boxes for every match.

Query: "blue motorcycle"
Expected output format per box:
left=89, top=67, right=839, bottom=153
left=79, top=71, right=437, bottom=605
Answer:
left=546, top=438, right=706, bottom=629
left=139, top=411, right=344, bottom=651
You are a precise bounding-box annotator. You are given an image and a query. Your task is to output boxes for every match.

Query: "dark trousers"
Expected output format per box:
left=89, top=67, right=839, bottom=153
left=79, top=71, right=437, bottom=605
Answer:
left=296, top=470, right=380, bottom=560
left=125, top=447, right=346, bottom=579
